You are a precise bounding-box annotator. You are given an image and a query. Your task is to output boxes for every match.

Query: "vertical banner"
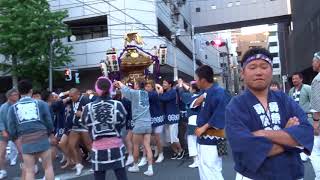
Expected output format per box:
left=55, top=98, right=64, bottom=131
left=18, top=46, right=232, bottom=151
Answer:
left=159, top=44, right=167, bottom=65
left=106, top=49, right=119, bottom=72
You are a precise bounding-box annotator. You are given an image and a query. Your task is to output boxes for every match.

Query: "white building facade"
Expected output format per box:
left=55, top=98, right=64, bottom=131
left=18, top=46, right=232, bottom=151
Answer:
left=190, top=0, right=291, bottom=32
left=48, top=0, right=221, bottom=83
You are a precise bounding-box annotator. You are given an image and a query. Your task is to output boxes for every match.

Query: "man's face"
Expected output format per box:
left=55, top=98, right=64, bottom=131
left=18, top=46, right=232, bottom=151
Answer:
left=312, top=58, right=320, bottom=72
left=144, top=84, right=153, bottom=92
left=52, top=94, right=59, bottom=101
left=292, top=75, right=303, bottom=87
left=49, top=94, right=57, bottom=103
left=162, top=81, right=170, bottom=90
left=241, top=59, right=273, bottom=92
left=32, top=94, right=41, bottom=100
left=8, top=92, right=19, bottom=103
left=69, top=91, right=80, bottom=102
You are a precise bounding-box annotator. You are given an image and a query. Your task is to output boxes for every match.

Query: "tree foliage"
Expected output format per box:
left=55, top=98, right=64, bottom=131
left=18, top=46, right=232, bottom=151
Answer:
left=0, top=0, right=73, bottom=89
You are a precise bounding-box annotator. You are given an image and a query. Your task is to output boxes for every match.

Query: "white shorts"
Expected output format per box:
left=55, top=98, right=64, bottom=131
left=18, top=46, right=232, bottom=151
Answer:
left=165, top=124, right=179, bottom=143
left=152, top=125, right=164, bottom=134
left=188, top=135, right=198, bottom=157
left=198, top=144, right=223, bottom=180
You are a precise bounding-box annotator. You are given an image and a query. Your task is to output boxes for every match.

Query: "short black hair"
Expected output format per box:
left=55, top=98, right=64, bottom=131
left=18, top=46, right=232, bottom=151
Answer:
left=195, top=65, right=214, bottom=83
left=136, top=78, right=146, bottom=89
left=41, top=90, right=52, bottom=102
left=18, top=80, right=33, bottom=95
left=163, top=79, right=174, bottom=87
left=292, top=72, right=303, bottom=79
left=96, top=78, right=111, bottom=96
left=32, top=90, right=41, bottom=96
left=241, top=47, right=273, bottom=67
left=270, top=81, right=280, bottom=89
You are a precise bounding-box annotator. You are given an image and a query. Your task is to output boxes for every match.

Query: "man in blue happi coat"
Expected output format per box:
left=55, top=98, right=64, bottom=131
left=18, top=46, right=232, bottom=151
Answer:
left=226, top=48, right=314, bottom=180
left=191, top=65, right=230, bottom=180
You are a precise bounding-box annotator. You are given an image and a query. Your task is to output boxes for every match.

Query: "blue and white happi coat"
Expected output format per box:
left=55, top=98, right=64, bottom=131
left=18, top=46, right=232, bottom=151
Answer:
left=196, top=83, right=230, bottom=145
left=82, top=96, right=127, bottom=171
left=159, top=88, right=180, bottom=125
left=226, top=89, right=314, bottom=180
left=7, top=97, right=54, bottom=154
left=148, top=91, right=165, bottom=128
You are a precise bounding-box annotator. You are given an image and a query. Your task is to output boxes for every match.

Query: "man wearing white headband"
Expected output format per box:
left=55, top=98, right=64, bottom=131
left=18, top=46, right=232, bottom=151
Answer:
left=309, top=51, right=320, bottom=180
left=226, top=47, right=313, bottom=180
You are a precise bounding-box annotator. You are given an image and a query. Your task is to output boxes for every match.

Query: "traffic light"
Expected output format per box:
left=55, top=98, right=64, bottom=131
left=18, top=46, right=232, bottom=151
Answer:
left=75, top=72, right=80, bottom=84
left=64, top=68, right=72, bottom=81
left=205, top=39, right=226, bottom=47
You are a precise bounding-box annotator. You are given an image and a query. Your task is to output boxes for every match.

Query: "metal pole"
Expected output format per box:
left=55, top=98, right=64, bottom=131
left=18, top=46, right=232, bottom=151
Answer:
left=225, top=40, right=231, bottom=92
left=173, top=36, right=178, bottom=81
left=49, top=39, right=53, bottom=91
left=233, top=67, right=239, bottom=94
left=224, top=57, right=229, bottom=91
left=192, top=25, right=196, bottom=78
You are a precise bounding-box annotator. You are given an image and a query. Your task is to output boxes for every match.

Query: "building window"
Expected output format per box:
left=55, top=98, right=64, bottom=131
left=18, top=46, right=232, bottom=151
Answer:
left=273, top=63, right=280, bottom=68
left=162, top=0, right=169, bottom=4
left=269, top=31, right=277, bottom=36
left=270, top=52, right=279, bottom=58
left=211, top=5, right=217, bottom=10
left=220, top=63, right=227, bottom=68
left=235, top=1, right=241, bottom=6
left=227, top=2, right=233, bottom=7
left=196, top=7, right=201, bottom=12
left=66, top=15, right=108, bottom=42
left=269, top=42, right=278, bottom=47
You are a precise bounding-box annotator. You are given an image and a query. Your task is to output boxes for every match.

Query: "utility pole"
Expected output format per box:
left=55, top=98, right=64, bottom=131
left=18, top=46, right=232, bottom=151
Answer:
left=225, top=40, right=231, bottom=92
left=192, top=25, right=197, bottom=78
left=169, top=0, right=179, bottom=81
left=233, top=57, right=240, bottom=94
left=172, top=34, right=178, bottom=81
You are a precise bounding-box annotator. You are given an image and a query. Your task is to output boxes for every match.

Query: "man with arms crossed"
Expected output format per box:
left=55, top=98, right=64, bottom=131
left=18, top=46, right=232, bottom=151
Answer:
left=226, top=48, right=314, bottom=180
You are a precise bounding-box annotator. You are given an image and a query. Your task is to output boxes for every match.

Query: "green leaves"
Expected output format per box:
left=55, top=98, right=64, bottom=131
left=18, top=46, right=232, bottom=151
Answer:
left=0, top=0, right=72, bottom=89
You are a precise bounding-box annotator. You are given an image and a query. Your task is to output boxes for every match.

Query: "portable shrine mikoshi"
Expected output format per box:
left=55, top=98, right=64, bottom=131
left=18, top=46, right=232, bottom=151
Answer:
left=102, top=31, right=162, bottom=83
